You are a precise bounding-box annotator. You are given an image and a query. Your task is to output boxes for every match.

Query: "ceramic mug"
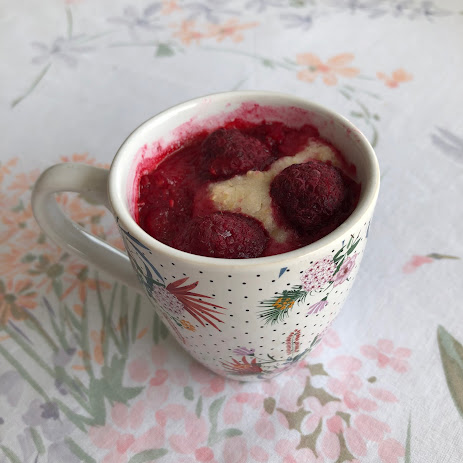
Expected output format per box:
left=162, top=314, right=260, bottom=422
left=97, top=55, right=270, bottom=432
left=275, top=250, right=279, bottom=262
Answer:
left=32, top=91, right=380, bottom=381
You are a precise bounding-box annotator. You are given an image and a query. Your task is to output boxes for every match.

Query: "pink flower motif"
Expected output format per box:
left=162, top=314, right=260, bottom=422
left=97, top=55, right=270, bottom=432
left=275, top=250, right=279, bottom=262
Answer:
left=309, top=328, right=341, bottom=358
left=333, top=253, right=357, bottom=287
left=190, top=362, right=226, bottom=397
left=223, top=392, right=264, bottom=425
left=300, top=257, right=336, bottom=292
left=89, top=401, right=164, bottom=463
left=378, top=438, right=406, bottom=463
left=128, top=357, right=150, bottom=383
left=326, top=355, right=363, bottom=396
left=157, top=404, right=219, bottom=461
left=307, top=297, right=328, bottom=315
left=402, top=255, right=433, bottom=273
left=300, top=397, right=340, bottom=434
left=360, top=340, right=411, bottom=373
left=275, top=436, right=322, bottom=463
left=222, top=436, right=248, bottom=463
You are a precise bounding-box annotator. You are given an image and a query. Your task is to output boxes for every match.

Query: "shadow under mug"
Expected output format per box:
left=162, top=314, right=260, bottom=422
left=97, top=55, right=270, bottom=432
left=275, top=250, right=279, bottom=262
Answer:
left=32, top=91, right=380, bottom=381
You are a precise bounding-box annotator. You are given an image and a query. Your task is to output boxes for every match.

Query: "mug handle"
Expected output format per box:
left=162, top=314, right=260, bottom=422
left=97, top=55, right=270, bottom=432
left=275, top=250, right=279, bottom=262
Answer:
left=32, top=163, right=142, bottom=291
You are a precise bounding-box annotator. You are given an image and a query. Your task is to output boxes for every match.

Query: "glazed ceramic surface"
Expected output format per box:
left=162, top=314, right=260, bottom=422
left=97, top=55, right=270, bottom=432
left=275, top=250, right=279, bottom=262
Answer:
left=32, top=91, right=380, bottom=381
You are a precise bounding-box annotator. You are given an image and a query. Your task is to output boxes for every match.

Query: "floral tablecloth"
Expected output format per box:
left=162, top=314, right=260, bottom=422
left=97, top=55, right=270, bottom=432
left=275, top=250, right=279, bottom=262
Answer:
left=1, top=1, right=463, bottom=462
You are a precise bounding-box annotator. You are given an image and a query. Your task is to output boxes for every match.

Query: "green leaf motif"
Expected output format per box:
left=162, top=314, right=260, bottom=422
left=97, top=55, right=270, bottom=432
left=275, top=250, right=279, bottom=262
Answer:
left=0, top=445, right=22, bottom=463
left=405, top=414, right=412, bottom=463
left=29, top=427, right=45, bottom=455
left=156, top=43, right=175, bottom=57
left=196, top=396, right=203, bottom=417
left=437, top=325, right=463, bottom=419
left=65, top=438, right=97, bottom=463
left=184, top=386, right=194, bottom=401
left=128, top=449, right=168, bottom=463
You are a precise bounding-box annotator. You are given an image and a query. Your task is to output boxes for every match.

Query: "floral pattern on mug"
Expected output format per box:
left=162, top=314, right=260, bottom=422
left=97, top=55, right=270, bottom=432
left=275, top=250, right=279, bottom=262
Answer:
left=118, top=222, right=227, bottom=332
left=258, top=232, right=362, bottom=325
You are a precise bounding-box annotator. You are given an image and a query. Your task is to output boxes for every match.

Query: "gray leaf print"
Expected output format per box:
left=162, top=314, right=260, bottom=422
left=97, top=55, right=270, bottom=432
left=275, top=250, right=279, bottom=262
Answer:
left=280, top=13, right=313, bottom=29
left=48, top=441, right=80, bottom=463
left=0, top=371, right=24, bottom=406
left=432, top=128, right=463, bottom=165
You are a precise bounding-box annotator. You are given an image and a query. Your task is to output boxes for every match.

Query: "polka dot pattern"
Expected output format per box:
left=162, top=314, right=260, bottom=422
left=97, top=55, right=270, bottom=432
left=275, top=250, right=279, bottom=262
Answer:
left=121, top=219, right=371, bottom=381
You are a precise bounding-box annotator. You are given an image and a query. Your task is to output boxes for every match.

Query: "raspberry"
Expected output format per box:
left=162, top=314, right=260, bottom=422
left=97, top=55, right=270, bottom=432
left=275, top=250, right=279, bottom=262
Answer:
left=202, top=129, right=272, bottom=179
left=173, top=212, right=268, bottom=259
left=270, top=160, right=348, bottom=232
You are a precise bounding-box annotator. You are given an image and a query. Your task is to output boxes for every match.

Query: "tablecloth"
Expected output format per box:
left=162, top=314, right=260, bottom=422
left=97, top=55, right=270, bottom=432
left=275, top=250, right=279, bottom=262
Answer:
left=1, top=1, right=463, bottom=462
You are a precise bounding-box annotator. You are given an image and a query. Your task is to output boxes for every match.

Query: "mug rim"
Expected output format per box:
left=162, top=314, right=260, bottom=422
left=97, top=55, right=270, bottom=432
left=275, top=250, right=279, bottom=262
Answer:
left=109, top=90, right=380, bottom=268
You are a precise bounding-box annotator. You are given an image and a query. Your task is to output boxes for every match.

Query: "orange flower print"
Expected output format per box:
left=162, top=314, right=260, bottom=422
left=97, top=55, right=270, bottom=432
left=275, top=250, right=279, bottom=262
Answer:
left=296, top=53, right=359, bottom=86
left=0, top=278, right=37, bottom=325
left=0, top=158, right=18, bottom=184
left=60, top=153, right=110, bottom=169
left=62, top=264, right=111, bottom=302
left=377, top=69, right=413, bottom=88
left=9, top=170, right=40, bottom=195
left=173, top=21, right=204, bottom=45
left=162, top=0, right=180, bottom=14
left=207, top=19, right=258, bottom=43
left=90, top=330, right=105, bottom=365
left=180, top=319, right=196, bottom=332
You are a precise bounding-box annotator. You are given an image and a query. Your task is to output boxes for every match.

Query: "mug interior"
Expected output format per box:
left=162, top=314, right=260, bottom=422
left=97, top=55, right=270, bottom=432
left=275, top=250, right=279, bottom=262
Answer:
left=109, top=91, right=380, bottom=266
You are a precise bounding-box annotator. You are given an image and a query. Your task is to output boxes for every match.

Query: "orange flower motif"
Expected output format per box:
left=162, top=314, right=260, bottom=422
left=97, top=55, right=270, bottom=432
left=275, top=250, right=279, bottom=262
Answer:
left=180, top=319, right=196, bottom=331
left=206, top=19, right=258, bottom=43
left=0, top=158, right=18, bottom=184
left=296, top=53, right=359, bottom=86
left=0, top=278, right=37, bottom=326
left=57, top=193, right=106, bottom=232
left=9, top=170, right=40, bottom=194
left=62, top=264, right=111, bottom=302
left=173, top=21, right=204, bottom=45
left=162, top=0, right=180, bottom=14
left=0, top=245, right=33, bottom=279
left=60, top=153, right=109, bottom=169
left=90, top=329, right=105, bottom=365
left=377, top=69, right=413, bottom=88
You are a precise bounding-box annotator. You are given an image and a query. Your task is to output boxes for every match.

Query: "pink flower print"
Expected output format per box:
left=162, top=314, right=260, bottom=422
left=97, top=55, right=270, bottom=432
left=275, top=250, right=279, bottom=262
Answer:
left=307, top=297, right=328, bottom=315
left=152, top=344, right=168, bottom=368
left=326, top=355, right=363, bottom=396
left=255, top=415, right=275, bottom=440
left=275, top=437, right=322, bottom=463
left=223, top=392, right=263, bottom=425
left=158, top=404, right=213, bottom=459
left=222, top=436, right=249, bottom=463
left=300, top=257, right=336, bottom=292
left=402, top=255, right=433, bottom=273
left=360, top=340, right=411, bottom=373
left=128, top=357, right=150, bottom=383
left=378, top=438, right=406, bottom=463
left=354, top=414, right=391, bottom=442
left=190, top=361, right=226, bottom=397
left=250, top=445, right=269, bottom=462
left=333, top=253, right=357, bottom=287
left=345, top=416, right=399, bottom=459
left=309, top=328, right=341, bottom=358
left=343, top=390, right=378, bottom=412
left=300, top=397, right=340, bottom=434
left=89, top=401, right=165, bottom=463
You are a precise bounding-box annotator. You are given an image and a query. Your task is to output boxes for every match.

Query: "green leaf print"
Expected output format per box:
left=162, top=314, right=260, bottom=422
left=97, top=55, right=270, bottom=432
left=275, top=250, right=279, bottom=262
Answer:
left=127, top=449, right=169, bottom=463
left=437, top=325, right=463, bottom=419
left=156, top=43, right=175, bottom=57
left=208, top=396, right=243, bottom=446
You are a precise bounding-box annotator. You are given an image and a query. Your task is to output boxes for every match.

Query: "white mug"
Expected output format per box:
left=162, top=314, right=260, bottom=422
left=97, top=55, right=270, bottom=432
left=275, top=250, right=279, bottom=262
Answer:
left=32, top=91, right=380, bottom=381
